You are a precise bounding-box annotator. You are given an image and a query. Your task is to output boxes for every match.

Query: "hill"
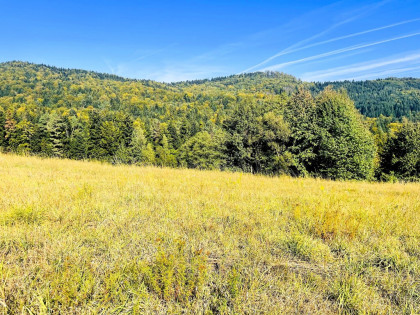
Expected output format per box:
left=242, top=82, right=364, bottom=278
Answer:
left=1, top=61, right=419, bottom=119
left=0, top=153, right=419, bottom=313
left=311, top=78, right=420, bottom=119
left=0, top=61, right=419, bottom=180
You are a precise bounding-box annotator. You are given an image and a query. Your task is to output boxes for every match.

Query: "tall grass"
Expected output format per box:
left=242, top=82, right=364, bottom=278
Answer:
left=0, top=153, right=419, bottom=314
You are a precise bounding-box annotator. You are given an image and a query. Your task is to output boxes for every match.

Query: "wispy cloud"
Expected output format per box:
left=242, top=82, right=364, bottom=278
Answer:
left=148, top=64, right=227, bottom=83
left=241, top=18, right=420, bottom=73
left=240, top=0, right=400, bottom=73
left=261, top=32, right=420, bottom=72
left=132, top=44, right=178, bottom=62
left=102, top=45, right=177, bottom=78
left=302, top=52, right=420, bottom=81
left=342, top=64, right=420, bottom=81
left=100, top=0, right=417, bottom=82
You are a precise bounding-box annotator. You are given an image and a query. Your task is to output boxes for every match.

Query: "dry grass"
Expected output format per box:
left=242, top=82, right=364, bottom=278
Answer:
left=0, top=153, right=419, bottom=314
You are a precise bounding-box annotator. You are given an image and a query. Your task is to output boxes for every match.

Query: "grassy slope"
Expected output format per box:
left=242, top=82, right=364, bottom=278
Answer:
left=0, top=154, right=419, bottom=314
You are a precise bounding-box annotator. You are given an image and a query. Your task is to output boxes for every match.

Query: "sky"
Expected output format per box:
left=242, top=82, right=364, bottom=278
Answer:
left=1, top=0, right=420, bottom=82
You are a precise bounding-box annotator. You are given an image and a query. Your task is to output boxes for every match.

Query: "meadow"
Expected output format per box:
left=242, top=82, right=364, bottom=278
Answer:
left=0, top=153, right=419, bottom=314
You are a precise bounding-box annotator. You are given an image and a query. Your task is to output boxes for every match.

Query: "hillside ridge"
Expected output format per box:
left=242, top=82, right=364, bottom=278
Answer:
left=1, top=60, right=419, bottom=119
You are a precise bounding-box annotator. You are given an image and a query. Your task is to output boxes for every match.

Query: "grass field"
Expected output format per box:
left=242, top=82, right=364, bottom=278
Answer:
left=0, top=153, right=419, bottom=314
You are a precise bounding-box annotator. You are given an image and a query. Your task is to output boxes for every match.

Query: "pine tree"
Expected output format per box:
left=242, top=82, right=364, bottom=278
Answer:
left=142, top=143, right=156, bottom=165
left=155, top=134, right=176, bottom=167
left=30, top=114, right=53, bottom=155
left=130, top=126, right=147, bottom=164
left=48, top=114, right=70, bottom=157
left=87, top=110, right=103, bottom=159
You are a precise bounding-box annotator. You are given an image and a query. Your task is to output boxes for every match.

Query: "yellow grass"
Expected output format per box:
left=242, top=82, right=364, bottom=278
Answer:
left=0, top=153, right=419, bottom=314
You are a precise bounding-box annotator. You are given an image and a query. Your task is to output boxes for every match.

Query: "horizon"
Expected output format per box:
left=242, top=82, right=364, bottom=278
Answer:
left=2, top=60, right=420, bottom=84
left=1, top=0, right=420, bottom=82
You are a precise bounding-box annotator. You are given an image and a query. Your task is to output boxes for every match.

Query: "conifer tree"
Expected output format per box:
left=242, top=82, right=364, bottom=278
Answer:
left=130, top=125, right=147, bottom=164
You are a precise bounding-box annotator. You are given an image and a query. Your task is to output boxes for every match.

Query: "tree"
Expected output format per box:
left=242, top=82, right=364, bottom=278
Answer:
left=4, top=110, right=17, bottom=149
left=99, top=121, right=122, bottom=159
left=113, top=143, right=132, bottom=164
left=380, top=120, right=419, bottom=179
left=130, top=125, right=147, bottom=164
left=223, top=101, right=264, bottom=172
left=167, top=121, right=181, bottom=149
left=285, top=88, right=376, bottom=180
left=0, top=109, right=5, bottom=148
left=258, top=112, right=293, bottom=174
left=150, top=119, right=162, bottom=145
left=314, top=88, right=376, bottom=180
left=178, top=130, right=226, bottom=170
left=115, top=112, right=133, bottom=146
left=284, top=88, right=317, bottom=176
left=11, top=119, right=34, bottom=153
left=30, top=114, right=53, bottom=156
left=87, top=110, right=103, bottom=159
left=142, top=143, right=156, bottom=165
left=224, top=100, right=291, bottom=174
left=48, top=113, right=70, bottom=157
left=68, top=127, right=89, bottom=160
left=155, top=134, right=176, bottom=167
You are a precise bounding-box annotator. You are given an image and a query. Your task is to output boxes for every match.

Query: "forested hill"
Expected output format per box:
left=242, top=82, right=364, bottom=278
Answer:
left=311, top=78, right=420, bottom=119
left=172, top=71, right=301, bottom=95
left=1, top=61, right=419, bottom=120
left=0, top=61, right=419, bottom=180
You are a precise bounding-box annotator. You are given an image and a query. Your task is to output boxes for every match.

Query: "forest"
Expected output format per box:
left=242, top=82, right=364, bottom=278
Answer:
left=0, top=61, right=419, bottom=181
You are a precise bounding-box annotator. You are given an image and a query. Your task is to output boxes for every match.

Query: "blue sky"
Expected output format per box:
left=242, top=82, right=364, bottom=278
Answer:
left=1, top=0, right=420, bottom=82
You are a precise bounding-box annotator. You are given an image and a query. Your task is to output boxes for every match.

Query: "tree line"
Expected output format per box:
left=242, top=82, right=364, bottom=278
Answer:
left=311, top=78, right=420, bottom=120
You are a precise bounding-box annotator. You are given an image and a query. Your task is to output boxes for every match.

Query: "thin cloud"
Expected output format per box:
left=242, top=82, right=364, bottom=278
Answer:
left=241, top=18, right=420, bottom=74
left=342, top=64, right=420, bottom=81
left=133, top=44, right=177, bottom=62
left=102, top=44, right=177, bottom=78
left=302, top=52, right=420, bottom=81
left=240, top=0, right=402, bottom=73
left=261, top=32, right=420, bottom=72
left=103, top=58, right=116, bottom=74
left=149, top=64, right=227, bottom=83
left=240, top=18, right=355, bottom=74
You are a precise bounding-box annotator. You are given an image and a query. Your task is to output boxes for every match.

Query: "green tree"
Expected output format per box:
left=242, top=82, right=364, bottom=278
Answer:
left=178, top=130, right=226, bottom=170
left=259, top=112, right=293, bottom=174
left=285, top=88, right=376, bottom=180
left=380, top=120, right=419, bottom=179
left=130, top=125, right=147, bottom=164
left=87, top=110, right=103, bottom=159
left=48, top=113, right=70, bottom=157
left=68, top=127, right=89, bottom=160
left=142, top=143, right=156, bottom=165
left=0, top=109, right=5, bottom=148
left=167, top=121, right=181, bottom=149
left=224, top=101, right=264, bottom=173
left=115, top=112, right=133, bottom=146
left=99, top=121, right=122, bottom=159
left=224, top=101, right=291, bottom=174
left=284, top=88, right=318, bottom=176
left=11, top=119, right=34, bottom=153
left=314, top=88, right=376, bottom=180
left=30, top=114, right=53, bottom=156
left=155, top=134, right=176, bottom=167
left=113, top=143, right=132, bottom=164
